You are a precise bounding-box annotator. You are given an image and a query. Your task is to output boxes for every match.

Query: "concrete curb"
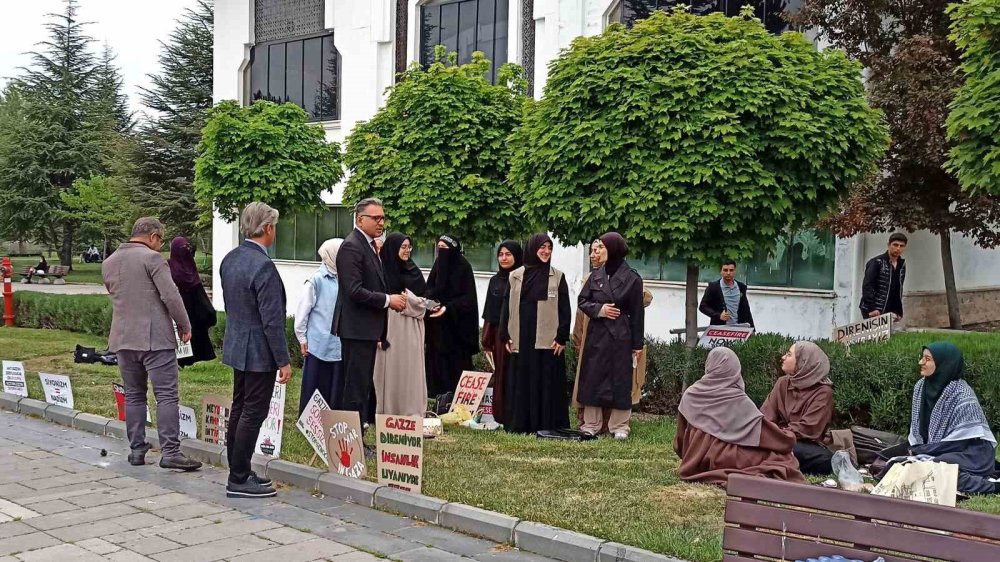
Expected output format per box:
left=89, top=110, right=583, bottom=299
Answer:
left=6, top=405, right=685, bottom=562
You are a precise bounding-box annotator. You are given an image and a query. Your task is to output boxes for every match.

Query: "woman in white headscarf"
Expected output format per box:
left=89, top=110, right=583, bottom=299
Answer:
left=294, top=238, right=344, bottom=416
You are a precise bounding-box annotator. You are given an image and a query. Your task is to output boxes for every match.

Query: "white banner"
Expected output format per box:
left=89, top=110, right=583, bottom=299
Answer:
left=179, top=405, right=198, bottom=440
left=39, top=373, right=73, bottom=408
left=2, top=361, right=28, bottom=398
left=254, top=382, right=286, bottom=458
left=697, top=326, right=754, bottom=349
left=296, top=390, right=331, bottom=467
left=834, top=314, right=893, bottom=347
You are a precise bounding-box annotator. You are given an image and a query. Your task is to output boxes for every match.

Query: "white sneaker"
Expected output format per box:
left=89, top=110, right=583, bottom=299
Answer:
left=614, top=432, right=628, bottom=441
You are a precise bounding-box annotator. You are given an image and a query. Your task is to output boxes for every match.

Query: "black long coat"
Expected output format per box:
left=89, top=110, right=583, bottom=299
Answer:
left=576, top=265, right=644, bottom=410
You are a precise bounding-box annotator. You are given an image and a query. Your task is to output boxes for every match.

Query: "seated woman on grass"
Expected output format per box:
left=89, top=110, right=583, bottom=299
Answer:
left=674, top=347, right=805, bottom=487
left=895, top=342, right=999, bottom=495
left=761, top=341, right=836, bottom=474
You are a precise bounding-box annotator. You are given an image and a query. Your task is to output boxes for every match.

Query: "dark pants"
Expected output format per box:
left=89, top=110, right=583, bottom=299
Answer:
left=227, top=369, right=276, bottom=484
left=341, top=338, right=378, bottom=424
left=794, top=441, right=834, bottom=474
left=298, top=355, right=344, bottom=417
left=117, top=349, right=181, bottom=457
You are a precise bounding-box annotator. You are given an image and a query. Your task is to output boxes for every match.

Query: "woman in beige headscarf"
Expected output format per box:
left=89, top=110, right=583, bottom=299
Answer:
left=761, top=341, right=836, bottom=474
left=674, top=347, right=805, bottom=486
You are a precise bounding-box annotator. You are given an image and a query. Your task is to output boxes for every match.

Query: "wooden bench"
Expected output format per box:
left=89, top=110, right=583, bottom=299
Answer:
left=723, top=474, right=1000, bottom=561
left=18, top=264, right=70, bottom=284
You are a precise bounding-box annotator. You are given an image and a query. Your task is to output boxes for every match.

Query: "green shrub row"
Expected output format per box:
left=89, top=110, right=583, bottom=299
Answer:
left=13, top=292, right=1000, bottom=434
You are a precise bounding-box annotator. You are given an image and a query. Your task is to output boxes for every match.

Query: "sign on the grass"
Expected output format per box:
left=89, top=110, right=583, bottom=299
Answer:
left=174, top=322, right=193, bottom=359
left=297, top=390, right=331, bottom=467
left=179, top=405, right=197, bottom=440
left=254, top=383, right=286, bottom=458
left=834, top=315, right=893, bottom=347
left=697, top=326, right=755, bottom=349
left=480, top=387, right=495, bottom=423
left=2, top=361, right=27, bottom=397
left=450, top=371, right=492, bottom=414
left=375, top=414, right=423, bottom=494
left=322, top=410, right=365, bottom=478
left=112, top=383, right=150, bottom=423
left=39, top=373, right=73, bottom=408
left=202, top=394, right=232, bottom=445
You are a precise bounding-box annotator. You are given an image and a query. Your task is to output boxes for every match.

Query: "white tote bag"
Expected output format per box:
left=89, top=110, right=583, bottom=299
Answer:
left=871, top=460, right=959, bottom=507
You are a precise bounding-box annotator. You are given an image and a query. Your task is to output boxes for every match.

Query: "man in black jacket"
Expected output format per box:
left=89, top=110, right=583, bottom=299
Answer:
left=333, top=198, right=406, bottom=427
left=860, top=233, right=907, bottom=321
left=699, top=260, right=754, bottom=327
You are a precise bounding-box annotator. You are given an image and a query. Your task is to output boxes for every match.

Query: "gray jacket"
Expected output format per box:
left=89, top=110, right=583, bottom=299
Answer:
left=103, top=242, right=191, bottom=353
left=220, top=240, right=290, bottom=372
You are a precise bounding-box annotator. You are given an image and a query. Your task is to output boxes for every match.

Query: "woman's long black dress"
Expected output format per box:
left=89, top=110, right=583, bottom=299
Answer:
left=178, top=284, right=217, bottom=367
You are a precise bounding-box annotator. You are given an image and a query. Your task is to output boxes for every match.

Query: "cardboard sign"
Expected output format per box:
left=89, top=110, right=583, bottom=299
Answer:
left=39, top=373, right=73, bottom=408
left=254, top=382, right=286, bottom=458
left=322, top=410, right=366, bottom=478
left=179, top=405, right=197, bottom=440
left=449, top=371, right=492, bottom=414
left=202, top=394, right=232, bottom=445
left=296, top=390, right=331, bottom=467
left=375, top=414, right=424, bottom=494
left=697, top=326, right=755, bottom=349
left=113, top=383, right=151, bottom=423
left=480, top=387, right=495, bottom=424
left=834, top=315, right=892, bottom=347
left=2, top=361, right=27, bottom=398
left=174, top=322, right=193, bottom=359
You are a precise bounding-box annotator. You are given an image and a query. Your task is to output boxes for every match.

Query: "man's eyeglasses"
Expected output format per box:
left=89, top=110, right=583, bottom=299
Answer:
left=361, top=214, right=386, bottom=223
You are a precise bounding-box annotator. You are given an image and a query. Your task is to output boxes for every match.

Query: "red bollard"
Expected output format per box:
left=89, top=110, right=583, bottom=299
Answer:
left=1, top=256, right=13, bottom=327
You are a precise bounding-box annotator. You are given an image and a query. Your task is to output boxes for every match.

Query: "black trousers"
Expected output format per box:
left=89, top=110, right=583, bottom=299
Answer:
left=227, top=369, right=276, bottom=484
left=794, top=441, right=834, bottom=475
left=340, top=338, right=378, bottom=424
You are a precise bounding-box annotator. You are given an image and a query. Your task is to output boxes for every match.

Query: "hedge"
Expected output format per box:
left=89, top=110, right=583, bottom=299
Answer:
left=12, top=291, right=1000, bottom=435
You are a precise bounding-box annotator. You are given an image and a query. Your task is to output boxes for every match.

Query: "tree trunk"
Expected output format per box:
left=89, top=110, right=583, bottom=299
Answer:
left=60, top=222, right=74, bottom=267
left=939, top=230, right=962, bottom=329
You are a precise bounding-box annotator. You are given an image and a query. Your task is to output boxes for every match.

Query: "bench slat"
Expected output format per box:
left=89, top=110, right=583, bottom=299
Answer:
left=727, top=474, right=1000, bottom=541
left=722, top=527, right=913, bottom=562
left=726, top=499, right=1000, bottom=561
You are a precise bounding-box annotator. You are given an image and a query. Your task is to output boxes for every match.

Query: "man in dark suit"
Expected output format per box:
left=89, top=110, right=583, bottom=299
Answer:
left=334, top=198, right=406, bottom=428
left=219, top=202, right=292, bottom=498
left=699, top=259, right=755, bottom=328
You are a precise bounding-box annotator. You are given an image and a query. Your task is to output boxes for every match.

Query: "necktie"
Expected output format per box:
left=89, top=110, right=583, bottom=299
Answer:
left=371, top=240, right=379, bottom=255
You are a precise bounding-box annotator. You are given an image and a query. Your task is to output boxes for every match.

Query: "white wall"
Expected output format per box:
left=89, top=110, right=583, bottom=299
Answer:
left=859, top=231, right=1000, bottom=294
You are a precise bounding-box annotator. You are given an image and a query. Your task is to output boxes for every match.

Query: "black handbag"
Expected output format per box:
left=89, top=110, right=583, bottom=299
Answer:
left=852, top=425, right=907, bottom=466
left=536, top=429, right=597, bottom=441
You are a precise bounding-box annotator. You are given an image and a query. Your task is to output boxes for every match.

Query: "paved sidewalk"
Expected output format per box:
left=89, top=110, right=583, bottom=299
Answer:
left=8, top=283, right=109, bottom=296
left=0, top=412, right=552, bottom=562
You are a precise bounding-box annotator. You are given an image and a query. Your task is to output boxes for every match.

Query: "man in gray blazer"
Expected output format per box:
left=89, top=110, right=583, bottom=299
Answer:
left=220, top=202, right=292, bottom=498
left=103, top=217, right=202, bottom=471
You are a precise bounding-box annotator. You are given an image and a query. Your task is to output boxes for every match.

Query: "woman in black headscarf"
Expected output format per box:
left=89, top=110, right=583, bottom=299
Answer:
left=501, top=234, right=571, bottom=433
left=168, top=237, right=216, bottom=367
left=425, top=235, right=480, bottom=397
left=576, top=233, right=644, bottom=439
left=481, top=241, right=523, bottom=425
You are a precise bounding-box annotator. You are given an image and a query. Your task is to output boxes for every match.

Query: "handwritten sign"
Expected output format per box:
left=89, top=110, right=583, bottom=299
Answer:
left=296, top=390, right=331, bottom=467
left=174, top=322, right=192, bottom=359
left=113, top=383, right=151, bottom=423
left=834, top=315, right=892, bottom=347
left=480, top=387, right=495, bottom=424
left=375, top=414, right=423, bottom=494
left=202, top=394, right=232, bottom=445
left=179, top=405, right=197, bottom=440
left=2, top=361, right=27, bottom=398
left=450, top=371, right=492, bottom=415
left=254, top=382, right=286, bottom=458
left=322, top=410, right=366, bottom=478
left=39, top=373, right=73, bottom=408
left=697, top=326, right=754, bottom=349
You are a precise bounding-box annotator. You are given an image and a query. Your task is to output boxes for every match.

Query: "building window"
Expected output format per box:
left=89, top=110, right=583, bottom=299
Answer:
left=255, top=0, right=325, bottom=44
left=271, top=206, right=354, bottom=261
left=411, top=243, right=499, bottom=273
left=621, top=230, right=835, bottom=290
left=617, top=0, right=801, bottom=34
left=420, top=0, right=509, bottom=83
left=249, top=33, right=340, bottom=121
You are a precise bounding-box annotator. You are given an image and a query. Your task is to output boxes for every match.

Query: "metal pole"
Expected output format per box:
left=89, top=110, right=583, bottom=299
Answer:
left=1, top=256, right=13, bottom=327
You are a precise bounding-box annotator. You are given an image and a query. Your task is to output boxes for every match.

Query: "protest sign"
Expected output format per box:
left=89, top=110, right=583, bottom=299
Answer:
left=174, top=322, right=193, bottom=359
left=480, top=387, right=495, bottom=423
left=254, top=382, right=286, bottom=458
left=2, top=361, right=27, bottom=397
left=179, top=405, right=197, bottom=440
left=39, top=373, right=74, bottom=408
left=450, top=371, right=492, bottom=415
left=697, top=326, right=754, bottom=349
left=113, top=383, right=151, bottom=423
left=202, top=394, right=232, bottom=445
left=322, top=410, right=365, bottom=478
left=296, top=390, right=331, bottom=467
left=375, top=414, right=424, bottom=494
left=834, top=315, right=893, bottom=347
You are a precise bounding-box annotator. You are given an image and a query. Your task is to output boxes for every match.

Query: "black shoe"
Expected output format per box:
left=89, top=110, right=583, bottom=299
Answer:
left=128, top=443, right=152, bottom=466
left=160, top=454, right=203, bottom=472
left=226, top=478, right=277, bottom=499
left=250, top=471, right=272, bottom=487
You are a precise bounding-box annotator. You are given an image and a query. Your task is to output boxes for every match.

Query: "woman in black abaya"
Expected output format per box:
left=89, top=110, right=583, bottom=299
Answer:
left=425, top=235, right=480, bottom=397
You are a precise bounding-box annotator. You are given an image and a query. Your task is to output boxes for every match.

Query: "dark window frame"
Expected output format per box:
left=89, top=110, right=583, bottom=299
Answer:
left=248, top=31, right=342, bottom=122
left=419, top=0, right=510, bottom=84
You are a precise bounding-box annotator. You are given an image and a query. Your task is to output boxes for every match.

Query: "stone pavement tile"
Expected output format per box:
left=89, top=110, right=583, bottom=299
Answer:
left=14, top=483, right=113, bottom=505
left=150, top=534, right=278, bottom=562
left=46, top=512, right=168, bottom=542
left=330, top=552, right=383, bottom=562
left=0, top=522, right=34, bottom=540
left=22, top=502, right=137, bottom=531
left=149, top=500, right=230, bottom=521
left=0, top=483, right=36, bottom=500
left=473, top=548, right=557, bottom=562
left=276, top=489, right=348, bottom=513
left=20, top=471, right=107, bottom=491
left=0, top=467, right=68, bottom=486
left=75, top=537, right=122, bottom=555
left=0, top=557, right=16, bottom=562
left=228, top=538, right=354, bottom=562
left=14, top=543, right=106, bottom=562
left=170, top=517, right=281, bottom=546
left=243, top=502, right=346, bottom=532
left=393, top=524, right=498, bottom=557
left=392, top=547, right=469, bottom=562
left=0, top=532, right=60, bottom=557
left=15, top=450, right=57, bottom=461
left=314, top=524, right=423, bottom=556
left=323, top=502, right=417, bottom=532
left=126, top=493, right=198, bottom=511
left=101, top=477, right=145, bottom=489
left=0, top=499, right=38, bottom=520
left=114, top=535, right=184, bottom=556
left=66, top=485, right=169, bottom=509
left=254, top=526, right=317, bottom=545
left=28, top=499, right=82, bottom=515
left=106, top=552, right=156, bottom=562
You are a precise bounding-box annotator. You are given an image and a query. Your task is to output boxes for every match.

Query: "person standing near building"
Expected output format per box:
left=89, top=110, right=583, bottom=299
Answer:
left=699, top=260, right=754, bottom=327
left=481, top=240, right=524, bottom=426
left=294, top=238, right=345, bottom=416
left=220, top=202, right=291, bottom=498
left=168, top=236, right=217, bottom=368
left=860, top=233, right=908, bottom=322
left=425, top=235, right=480, bottom=397
left=103, top=217, right=202, bottom=472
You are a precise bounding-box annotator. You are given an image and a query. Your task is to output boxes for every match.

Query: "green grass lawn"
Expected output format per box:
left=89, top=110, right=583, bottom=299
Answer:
left=2, top=326, right=998, bottom=562
left=9, top=256, right=105, bottom=285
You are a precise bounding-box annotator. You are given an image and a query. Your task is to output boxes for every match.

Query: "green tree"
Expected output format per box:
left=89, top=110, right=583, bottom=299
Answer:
left=947, top=0, right=1000, bottom=196
left=194, top=100, right=344, bottom=222
left=90, top=43, right=134, bottom=135
left=343, top=50, right=531, bottom=246
left=60, top=175, right=136, bottom=256
left=0, top=85, right=47, bottom=246
left=511, top=8, right=887, bottom=345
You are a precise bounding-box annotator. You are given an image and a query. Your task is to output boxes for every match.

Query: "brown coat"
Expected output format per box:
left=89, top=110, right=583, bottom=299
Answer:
left=103, top=242, right=191, bottom=353
left=760, top=376, right=834, bottom=443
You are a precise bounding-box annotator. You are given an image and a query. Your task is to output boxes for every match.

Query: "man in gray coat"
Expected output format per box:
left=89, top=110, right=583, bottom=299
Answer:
left=103, top=218, right=202, bottom=471
left=220, top=202, right=292, bottom=498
